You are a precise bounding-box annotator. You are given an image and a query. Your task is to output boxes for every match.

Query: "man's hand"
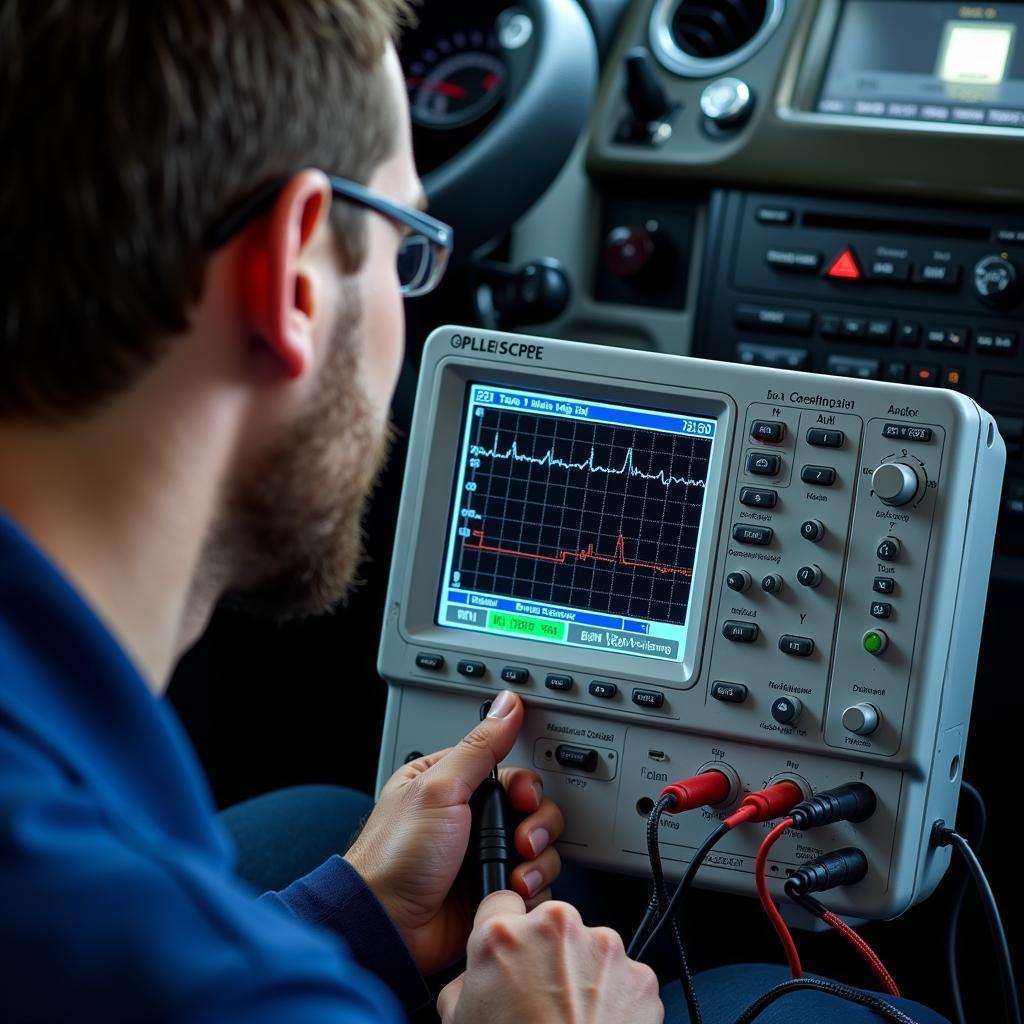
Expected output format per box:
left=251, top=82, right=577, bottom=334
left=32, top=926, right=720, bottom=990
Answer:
left=345, top=691, right=564, bottom=975
left=437, top=890, right=664, bottom=1024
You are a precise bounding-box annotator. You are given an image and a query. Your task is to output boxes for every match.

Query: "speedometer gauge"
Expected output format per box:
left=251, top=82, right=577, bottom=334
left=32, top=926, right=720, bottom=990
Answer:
left=406, top=30, right=506, bottom=130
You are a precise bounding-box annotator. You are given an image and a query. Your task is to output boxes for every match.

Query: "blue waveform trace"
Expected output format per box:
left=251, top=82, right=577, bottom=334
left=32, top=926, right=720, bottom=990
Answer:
left=469, top=433, right=706, bottom=489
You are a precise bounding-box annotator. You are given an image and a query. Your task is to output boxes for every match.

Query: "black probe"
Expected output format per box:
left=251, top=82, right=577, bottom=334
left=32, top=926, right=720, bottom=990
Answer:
left=467, top=700, right=517, bottom=903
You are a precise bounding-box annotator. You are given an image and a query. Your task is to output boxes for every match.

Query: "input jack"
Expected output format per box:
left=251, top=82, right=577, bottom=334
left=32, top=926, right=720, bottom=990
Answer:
left=696, top=761, right=742, bottom=807
left=767, top=771, right=814, bottom=801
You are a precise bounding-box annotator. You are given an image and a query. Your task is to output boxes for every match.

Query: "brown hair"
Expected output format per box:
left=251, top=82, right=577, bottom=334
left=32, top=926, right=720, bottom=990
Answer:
left=0, top=0, right=410, bottom=420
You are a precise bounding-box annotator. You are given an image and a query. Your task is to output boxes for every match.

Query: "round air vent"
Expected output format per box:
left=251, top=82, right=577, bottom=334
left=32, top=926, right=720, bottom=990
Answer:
left=649, top=0, right=785, bottom=78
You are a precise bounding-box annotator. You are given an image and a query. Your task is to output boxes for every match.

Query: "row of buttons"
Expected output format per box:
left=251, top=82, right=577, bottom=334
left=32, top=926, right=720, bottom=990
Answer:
left=826, top=353, right=964, bottom=388
left=414, top=654, right=665, bottom=708
left=727, top=566, right=823, bottom=592
left=746, top=453, right=838, bottom=485
left=722, top=622, right=814, bottom=656
left=765, top=247, right=963, bottom=289
left=750, top=421, right=844, bottom=448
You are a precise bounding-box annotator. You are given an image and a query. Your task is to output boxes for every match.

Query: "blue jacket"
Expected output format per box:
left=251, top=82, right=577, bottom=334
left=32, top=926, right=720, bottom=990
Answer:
left=0, top=514, right=427, bottom=1021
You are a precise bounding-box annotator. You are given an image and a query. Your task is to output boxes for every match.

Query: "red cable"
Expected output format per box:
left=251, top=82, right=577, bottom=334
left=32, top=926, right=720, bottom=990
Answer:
left=755, top=817, right=803, bottom=977
left=822, top=911, right=901, bottom=997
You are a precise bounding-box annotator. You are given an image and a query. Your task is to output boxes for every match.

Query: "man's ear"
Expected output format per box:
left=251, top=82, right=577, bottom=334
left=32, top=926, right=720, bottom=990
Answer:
left=242, top=169, right=333, bottom=380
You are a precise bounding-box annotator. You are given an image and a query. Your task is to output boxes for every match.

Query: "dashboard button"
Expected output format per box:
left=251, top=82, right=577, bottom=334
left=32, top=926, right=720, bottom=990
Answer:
left=416, top=653, right=445, bottom=671
left=910, top=363, right=938, bottom=386
left=555, top=745, right=599, bottom=772
left=807, top=428, right=845, bottom=448
left=457, top=660, right=487, bottom=678
left=736, top=306, right=813, bottom=336
left=842, top=703, right=880, bottom=737
left=871, top=601, right=892, bottom=619
left=797, top=565, right=823, bottom=588
left=882, top=423, right=933, bottom=442
left=761, top=573, right=784, bottom=594
left=766, top=248, right=822, bottom=272
left=632, top=688, right=665, bottom=709
left=801, top=465, right=837, bottom=486
left=840, top=316, right=868, bottom=338
left=545, top=674, right=574, bottom=692
left=827, top=354, right=879, bottom=379
left=726, top=570, right=752, bottom=592
left=779, top=635, right=814, bottom=657
left=867, top=318, right=895, bottom=342
left=976, top=331, right=1019, bottom=356
left=588, top=681, right=618, bottom=699
left=898, top=322, right=921, bottom=346
left=877, top=537, right=902, bottom=562
left=873, top=577, right=895, bottom=594
left=500, top=666, right=529, bottom=685
left=711, top=681, right=748, bottom=703
left=913, top=263, right=961, bottom=288
left=863, top=629, right=889, bottom=655
left=733, top=524, right=773, bottom=545
left=750, top=419, right=786, bottom=443
left=771, top=696, right=803, bottom=724
left=746, top=452, right=782, bottom=475
left=756, top=206, right=793, bottom=225
left=868, top=258, right=911, bottom=282
left=800, top=519, right=825, bottom=542
left=722, top=621, right=759, bottom=643
left=740, top=486, right=777, bottom=508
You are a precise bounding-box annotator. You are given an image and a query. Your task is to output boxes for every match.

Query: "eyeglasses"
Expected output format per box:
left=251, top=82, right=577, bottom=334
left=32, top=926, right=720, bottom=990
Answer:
left=205, top=174, right=454, bottom=298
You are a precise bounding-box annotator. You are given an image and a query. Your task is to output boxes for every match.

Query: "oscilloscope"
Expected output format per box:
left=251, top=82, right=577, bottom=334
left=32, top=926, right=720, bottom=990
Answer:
left=376, top=326, right=1005, bottom=920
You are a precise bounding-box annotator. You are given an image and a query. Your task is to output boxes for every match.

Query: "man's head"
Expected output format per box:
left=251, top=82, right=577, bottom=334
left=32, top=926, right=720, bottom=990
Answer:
left=0, top=1, right=425, bottom=627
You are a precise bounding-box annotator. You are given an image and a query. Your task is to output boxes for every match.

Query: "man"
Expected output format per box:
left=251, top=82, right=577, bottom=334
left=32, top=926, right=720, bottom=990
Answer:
left=0, top=2, right=663, bottom=1021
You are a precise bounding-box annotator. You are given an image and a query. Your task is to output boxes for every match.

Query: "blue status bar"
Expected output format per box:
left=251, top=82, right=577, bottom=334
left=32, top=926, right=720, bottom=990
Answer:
left=447, top=590, right=652, bottom=634
left=470, top=386, right=716, bottom=439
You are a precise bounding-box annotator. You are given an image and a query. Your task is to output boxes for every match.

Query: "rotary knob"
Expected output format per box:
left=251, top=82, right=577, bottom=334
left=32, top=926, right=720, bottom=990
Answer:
left=842, top=702, right=880, bottom=736
left=761, top=573, right=784, bottom=594
left=973, top=255, right=1020, bottom=309
left=700, top=77, right=754, bottom=129
left=872, top=462, right=921, bottom=506
left=771, top=695, right=802, bottom=725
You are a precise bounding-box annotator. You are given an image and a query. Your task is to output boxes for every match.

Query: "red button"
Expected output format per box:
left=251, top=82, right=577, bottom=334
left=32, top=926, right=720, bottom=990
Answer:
left=826, top=248, right=862, bottom=280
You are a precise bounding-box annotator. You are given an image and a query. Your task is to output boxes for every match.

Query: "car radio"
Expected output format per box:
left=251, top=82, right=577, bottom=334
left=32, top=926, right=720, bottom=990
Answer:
left=377, top=325, right=1005, bottom=920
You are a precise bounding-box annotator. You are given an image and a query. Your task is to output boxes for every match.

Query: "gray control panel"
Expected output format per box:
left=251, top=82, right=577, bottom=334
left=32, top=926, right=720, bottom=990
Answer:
left=377, top=326, right=1004, bottom=919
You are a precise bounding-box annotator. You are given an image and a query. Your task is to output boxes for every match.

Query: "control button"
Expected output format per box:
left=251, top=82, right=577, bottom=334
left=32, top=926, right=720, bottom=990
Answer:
left=872, top=462, right=921, bottom=506
left=866, top=318, right=895, bottom=343
left=700, top=76, right=754, bottom=128
left=746, top=452, right=782, bottom=476
left=800, top=519, right=825, bottom=542
left=632, top=688, right=665, bottom=709
left=722, top=621, right=759, bottom=643
left=840, top=316, right=868, bottom=338
left=736, top=306, right=813, bottom=336
left=898, top=322, right=921, bottom=346
left=555, top=744, right=599, bottom=773
left=870, top=601, right=892, bottom=619
left=994, top=227, right=1024, bottom=245
left=976, top=331, right=1019, bottom=356
left=779, top=635, right=814, bottom=657
left=913, top=263, right=961, bottom=289
left=868, top=257, right=911, bottom=282
left=726, top=570, right=752, bottom=593
left=873, top=577, right=895, bottom=594
left=925, top=325, right=969, bottom=351
left=740, top=486, right=778, bottom=508
left=826, top=248, right=861, bottom=280
left=876, top=537, right=902, bottom=562
left=750, top=419, right=786, bottom=443
left=457, top=660, right=487, bottom=678
left=756, top=206, right=793, bottom=225
left=761, top=573, right=784, bottom=594
left=910, top=363, right=938, bottom=386
left=501, top=666, right=530, bottom=685
left=797, top=564, right=823, bottom=588
left=820, top=312, right=842, bottom=338
left=807, top=428, right=845, bottom=448
left=943, top=367, right=964, bottom=390
left=733, top=524, right=773, bottom=545
left=842, top=703, right=880, bottom=736
left=885, top=361, right=908, bottom=383
left=883, top=423, right=933, bottom=442
left=588, top=681, right=618, bottom=699
left=736, top=342, right=810, bottom=370
left=973, top=255, right=1020, bottom=309
left=827, top=353, right=879, bottom=379
left=801, top=465, right=837, bottom=486
left=416, top=652, right=445, bottom=671
left=603, top=225, right=658, bottom=278
left=545, top=674, right=574, bottom=692
left=771, top=695, right=803, bottom=725
left=766, top=248, right=822, bottom=273
left=862, top=629, right=889, bottom=656
left=711, top=680, right=748, bottom=704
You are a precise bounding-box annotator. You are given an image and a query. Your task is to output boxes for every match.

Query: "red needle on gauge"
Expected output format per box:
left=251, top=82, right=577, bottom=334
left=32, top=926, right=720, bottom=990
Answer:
left=406, top=77, right=468, bottom=99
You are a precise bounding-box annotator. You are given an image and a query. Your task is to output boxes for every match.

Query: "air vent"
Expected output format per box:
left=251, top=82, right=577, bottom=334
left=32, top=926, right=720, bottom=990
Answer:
left=649, top=0, right=785, bottom=78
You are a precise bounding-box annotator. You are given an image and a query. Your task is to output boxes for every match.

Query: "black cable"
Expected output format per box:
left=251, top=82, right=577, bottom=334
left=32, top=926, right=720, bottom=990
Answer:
left=732, top=977, right=921, bottom=1024
left=641, top=795, right=702, bottom=1024
left=935, top=824, right=1021, bottom=1024
left=636, top=821, right=731, bottom=962
left=945, top=780, right=987, bottom=1024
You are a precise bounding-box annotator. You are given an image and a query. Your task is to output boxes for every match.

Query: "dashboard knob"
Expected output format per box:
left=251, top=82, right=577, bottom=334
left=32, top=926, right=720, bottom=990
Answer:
left=842, top=703, right=880, bottom=736
left=603, top=224, right=659, bottom=278
left=699, top=77, right=753, bottom=129
left=872, top=462, right=921, bottom=506
left=973, top=255, right=1020, bottom=309
left=726, top=570, right=752, bottom=593
left=797, top=564, right=823, bottom=588
left=761, top=573, right=784, bottom=594
left=771, top=695, right=802, bottom=725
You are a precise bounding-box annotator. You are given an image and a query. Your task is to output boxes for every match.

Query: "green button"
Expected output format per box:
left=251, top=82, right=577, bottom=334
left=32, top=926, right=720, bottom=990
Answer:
left=862, top=629, right=887, bottom=655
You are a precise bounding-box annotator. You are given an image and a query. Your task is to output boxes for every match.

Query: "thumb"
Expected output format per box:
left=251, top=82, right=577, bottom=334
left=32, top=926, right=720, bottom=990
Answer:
left=423, top=690, right=523, bottom=799
left=437, top=971, right=466, bottom=1022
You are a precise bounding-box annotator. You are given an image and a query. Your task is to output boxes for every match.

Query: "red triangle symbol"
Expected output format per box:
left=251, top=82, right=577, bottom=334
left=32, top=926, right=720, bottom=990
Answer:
left=827, top=248, right=861, bottom=279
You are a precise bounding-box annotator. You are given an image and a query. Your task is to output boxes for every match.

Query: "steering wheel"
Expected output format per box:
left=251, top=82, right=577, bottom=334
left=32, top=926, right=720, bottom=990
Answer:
left=419, top=0, right=599, bottom=258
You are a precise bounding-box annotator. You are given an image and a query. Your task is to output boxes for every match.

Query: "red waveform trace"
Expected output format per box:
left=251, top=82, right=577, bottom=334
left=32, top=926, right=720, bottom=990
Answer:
left=465, top=524, right=692, bottom=578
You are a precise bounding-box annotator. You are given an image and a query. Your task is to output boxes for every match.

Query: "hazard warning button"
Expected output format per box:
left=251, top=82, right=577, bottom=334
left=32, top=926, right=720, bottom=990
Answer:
left=826, top=248, right=862, bottom=280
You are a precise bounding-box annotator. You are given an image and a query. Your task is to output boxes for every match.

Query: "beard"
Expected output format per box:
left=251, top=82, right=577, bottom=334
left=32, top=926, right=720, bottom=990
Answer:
left=213, top=294, right=393, bottom=623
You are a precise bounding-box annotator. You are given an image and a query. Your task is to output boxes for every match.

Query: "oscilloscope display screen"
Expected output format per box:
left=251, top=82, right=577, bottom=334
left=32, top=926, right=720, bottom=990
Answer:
left=436, top=383, right=717, bottom=663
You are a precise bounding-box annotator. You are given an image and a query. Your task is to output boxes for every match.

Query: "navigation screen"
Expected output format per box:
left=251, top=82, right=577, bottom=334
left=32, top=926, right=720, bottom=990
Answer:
left=818, top=1, right=1024, bottom=129
left=436, top=384, right=717, bottom=663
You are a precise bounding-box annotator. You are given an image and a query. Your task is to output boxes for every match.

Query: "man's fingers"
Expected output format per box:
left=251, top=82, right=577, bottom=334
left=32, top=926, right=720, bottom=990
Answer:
left=436, top=972, right=465, bottom=1022
left=514, top=798, right=564, bottom=859
left=512, top=846, right=561, bottom=900
left=422, top=691, right=523, bottom=801
left=499, top=766, right=543, bottom=813
left=473, top=887, right=527, bottom=930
